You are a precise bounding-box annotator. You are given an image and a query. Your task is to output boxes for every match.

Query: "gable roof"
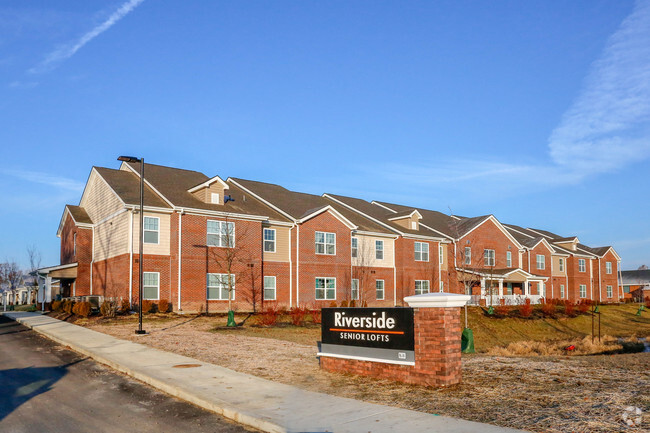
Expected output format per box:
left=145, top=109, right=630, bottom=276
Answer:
left=371, top=200, right=454, bottom=238
left=621, top=269, right=650, bottom=285
left=95, top=167, right=171, bottom=209
left=67, top=205, right=93, bottom=224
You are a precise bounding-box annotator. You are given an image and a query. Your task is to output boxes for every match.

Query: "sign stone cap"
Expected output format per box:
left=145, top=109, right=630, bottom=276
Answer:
left=404, top=292, right=471, bottom=308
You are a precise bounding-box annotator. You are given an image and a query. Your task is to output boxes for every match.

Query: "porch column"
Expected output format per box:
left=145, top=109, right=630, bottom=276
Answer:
left=498, top=280, right=504, bottom=298
left=480, top=278, right=486, bottom=298
left=524, top=279, right=529, bottom=296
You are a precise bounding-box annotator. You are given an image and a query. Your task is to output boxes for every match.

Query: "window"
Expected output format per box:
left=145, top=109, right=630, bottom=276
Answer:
left=264, top=276, right=276, bottom=300
left=414, top=242, right=429, bottom=261
left=560, top=284, right=565, bottom=298
left=315, top=277, right=336, bottom=300
left=606, top=285, right=613, bottom=298
left=376, top=280, right=384, bottom=300
left=464, top=247, right=471, bottom=265
left=73, top=233, right=77, bottom=256
left=559, top=258, right=564, bottom=272
left=351, top=279, right=359, bottom=300
left=606, top=262, right=612, bottom=274
left=536, top=255, right=545, bottom=270
left=411, top=221, right=417, bottom=230
left=415, top=280, right=430, bottom=295
left=375, top=240, right=384, bottom=260
left=143, top=272, right=159, bottom=300
left=144, top=216, right=159, bottom=244
left=506, top=251, right=512, bottom=268
left=263, top=228, right=276, bottom=253
left=484, top=249, right=495, bottom=267
left=439, top=245, right=444, bottom=265
left=211, top=193, right=220, bottom=204
left=439, top=281, right=444, bottom=292
left=207, top=220, right=234, bottom=247
left=579, top=284, right=587, bottom=298
left=578, top=259, right=586, bottom=272
left=351, top=237, right=358, bottom=258
left=623, top=285, right=630, bottom=294
left=506, top=282, right=513, bottom=295
left=315, top=231, right=335, bottom=255
left=207, top=273, right=235, bottom=300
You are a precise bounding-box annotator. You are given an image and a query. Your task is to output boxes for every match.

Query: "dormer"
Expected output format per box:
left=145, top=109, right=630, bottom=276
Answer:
left=553, top=237, right=580, bottom=251
left=388, top=209, right=422, bottom=231
left=188, top=175, right=229, bottom=205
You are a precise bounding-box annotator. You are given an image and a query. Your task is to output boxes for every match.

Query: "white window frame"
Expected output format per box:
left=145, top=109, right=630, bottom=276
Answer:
left=264, top=276, right=276, bottom=300
left=207, top=220, right=235, bottom=248
left=578, top=259, right=586, bottom=272
left=315, top=231, right=336, bottom=255
left=73, top=232, right=77, bottom=256
left=560, top=284, right=565, bottom=299
left=376, top=279, right=385, bottom=300
left=559, top=258, right=564, bottom=272
left=579, top=284, right=587, bottom=298
left=464, top=247, right=471, bottom=265
left=351, top=237, right=358, bottom=258
left=606, top=285, right=613, bottom=298
left=536, top=254, right=545, bottom=270
left=211, top=193, right=220, bottom=204
left=415, top=280, right=430, bottom=295
left=263, top=228, right=276, bottom=253
left=606, top=262, right=612, bottom=274
left=484, top=249, right=495, bottom=267
left=315, top=277, right=336, bottom=300
left=143, top=216, right=160, bottom=245
left=351, top=279, right=359, bottom=300
left=439, top=281, right=444, bottom=292
left=143, top=272, right=160, bottom=300
left=506, top=251, right=512, bottom=267
left=414, top=242, right=429, bottom=262
left=207, top=273, right=235, bottom=300
left=439, top=245, right=444, bottom=265
left=410, top=221, right=417, bottom=230
left=375, top=240, right=384, bottom=260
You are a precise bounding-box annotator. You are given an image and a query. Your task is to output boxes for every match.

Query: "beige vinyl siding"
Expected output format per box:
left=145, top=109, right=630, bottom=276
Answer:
left=552, top=255, right=567, bottom=277
left=191, top=183, right=227, bottom=204
left=80, top=170, right=123, bottom=223
left=352, top=234, right=393, bottom=268
left=392, top=215, right=419, bottom=231
left=262, top=224, right=290, bottom=262
left=94, top=211, right=129, bottom=261
left=133, top=212, right=171, bottom=255
left=440, top=243, right=448, bottom=268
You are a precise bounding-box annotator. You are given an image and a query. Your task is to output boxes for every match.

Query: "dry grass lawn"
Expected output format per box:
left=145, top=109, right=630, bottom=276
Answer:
left=69, top=306, right=650, bottom=433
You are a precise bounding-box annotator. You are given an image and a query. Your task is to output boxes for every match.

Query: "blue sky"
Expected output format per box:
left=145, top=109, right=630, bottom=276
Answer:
left=1, top=0, right=648, bottom=270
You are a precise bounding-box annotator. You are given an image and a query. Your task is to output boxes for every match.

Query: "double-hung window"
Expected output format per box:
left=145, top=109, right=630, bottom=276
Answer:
left=375, top=240, right=384, bottom=260
left=207, top=273, right=235, bottom=300
left=414, top=242, right=429, bottom=261
left=351, top=279, right=359, bottom=300
left=578, top=259, right=586, bottom=272
left=579, top=284, right=587, bottom=298
left=315, top=277, right=336, bottom=300
left=415, top=280, right=430, bottom=295
left=351, top=237, right=358, bottom=258
left=439, top=245, right=444, bottom=265
left=506, top=251, right=512, bottom=268
left=606, top=262, right=612, bottom=274
left=144, top=216, right=159, bottom=244
left=464, top=247, right=471, bottom=265
left=376, top=280, right=384, bottom=300
left=264, top=276, right=276, bottom=300
left=315, top=231, right=335, bottom=255
left=263, top=228, right=276, bottom=253
left=560, top=284, right=565, bottom=298
left=143, top=272, right=159, bottom=300
left=606, top=285, right=613, bottom=298
left=536, top=255, right=545, bottom=270
left=559, top=258, right=564, bottom=272
left=484, top=249, right=495, bottom=267
left=207, top=220, right=235, bottom=247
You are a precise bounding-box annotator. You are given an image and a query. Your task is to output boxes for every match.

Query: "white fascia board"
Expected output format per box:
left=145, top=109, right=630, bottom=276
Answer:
left=323, top=194, right=403, bottom=236
left=299, top=206, right=357, bottom=230
left=37, top=262, right=78, bottom=274
left=575, top=246, right=598, bottom=258
left=353, top=230, right=399, bottom=239
left=418, top=222, right=454, bottom=241
left=56, top=207, right=72, bottom=238
left=86, top=167, right=126, bottom=209
left=121, top=162, right=176, bottom=209
left=265, top=220, right=294, bottom=227
left=402, top=233, right=447, bottom=242
left=461, top=215, right=524, bottom=249
left=179, top=207, right=268, bottom=221
left=387, top=210, right=422, bottom=221
left=228, top=178, right=297, bottom=222
left=370, top=201, right=398, bottom=213
left=505, top=226, right=534, bottom=239
left=124, top=205, right=175, bottom=214
left=404, top=292, right=471, bottom=308
left=604, top=247, right=622, bottom=261
left=187, top=175, right=229, bottom=193
left=525, top=228, right=557, bottom=240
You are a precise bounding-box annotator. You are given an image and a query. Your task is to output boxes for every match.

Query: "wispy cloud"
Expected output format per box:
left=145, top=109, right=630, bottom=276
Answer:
left=2, top=169, right=84, bottom=192
left=8, top=80, right=38, bottom=89
left=28, top=0, right=145, bottom=74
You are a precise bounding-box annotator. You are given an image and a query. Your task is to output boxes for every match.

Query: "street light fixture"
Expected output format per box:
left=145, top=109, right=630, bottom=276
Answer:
left=118, top=155, right=146, bottom=335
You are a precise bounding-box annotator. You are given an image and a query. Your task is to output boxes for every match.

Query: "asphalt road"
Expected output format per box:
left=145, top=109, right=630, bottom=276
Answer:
left=0, top=315, right=257, bottom=433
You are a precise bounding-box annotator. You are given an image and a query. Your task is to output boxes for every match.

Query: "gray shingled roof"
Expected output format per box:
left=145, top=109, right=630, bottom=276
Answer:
left=621, top=269, right=650, bottom=285
left=95, top=167, right=171, bottom=209
left=66, top=205, right=93, bottom=224
left=373, top=200, right=455, bottom=237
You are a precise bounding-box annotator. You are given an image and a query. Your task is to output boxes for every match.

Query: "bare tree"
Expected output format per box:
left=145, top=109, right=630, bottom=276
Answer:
left=0, top=261, right=23, bottom=304
left=241, top=262, right=263, bottom=313
left=27, top=244, right=41, bottom=303
left=351, top=235, right=375, bottom=305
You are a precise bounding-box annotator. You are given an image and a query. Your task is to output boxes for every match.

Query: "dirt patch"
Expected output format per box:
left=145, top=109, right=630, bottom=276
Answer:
left=83, top=314, right=650, bottom=432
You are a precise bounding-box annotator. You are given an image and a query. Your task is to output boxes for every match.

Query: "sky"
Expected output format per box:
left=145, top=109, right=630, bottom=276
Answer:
left=0, top=0, right=648, bottom=271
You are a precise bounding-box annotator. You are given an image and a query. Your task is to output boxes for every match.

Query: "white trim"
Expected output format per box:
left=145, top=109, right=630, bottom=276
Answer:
left=177, top=210, right=184, bottom=311
left=207, top=220, right=235, bottom=248
left=267, top=220, right=294, bottom=227
left=227, top=178, right=296, bottom=222
left=263, top=228, right=276, bottom=253
left=187, top=175, right=229, bottom=193
left=414, top=241, right=429, bottom=262
left=129, top=210, right=133, bottom=304
left=505, top=225, right=534, bottom=239
left=323, top=194, right=407, bottom=238
left=375, top=279, right=385, bottom=300
left=404, top=292, right=471, bottom=308
left=120, top=162, right=175, bottom=209
left=299, top=205, right=358, bottom=230
left=143, top=216, right=161, bottom=245
left=353, top=230, right=399, bottom=239
left=370, top=201, right=398, bottom=213
left=387, top=210, right=422, bottom=221
left=206, top=273, right=236, bottom=301
left=417, top=222, right=455, bottom=241
left=263, top=275, right=277, bottom=301
left=316, top=352, right=415, bottom=366
left=315, top=276, right=336, bottom=300
left=461, top=215, right=524, bottom=249
left=375, top=239, right=384, bottom=260
left=179, top=206, right=267, bottom=221
left=143, top=271, right=160, bottom=301
left=414, top=280, right=430, bottom=295
left=315, top=231, right=336, bottom=256
left=37, top=262, right=78, bottom=274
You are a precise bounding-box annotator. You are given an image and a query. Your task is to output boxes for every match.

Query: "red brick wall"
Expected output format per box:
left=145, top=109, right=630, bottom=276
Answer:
left=321, top=306, right=463, bottom=387
left=395, top=238, right=442, bottom=302
left=593, top=251, right=620, bottom=303
left=59, top=213, right=92, bottom=296
left=566, top=256, right=592, bottom=301
left=524, top=243, right=553, bottom=296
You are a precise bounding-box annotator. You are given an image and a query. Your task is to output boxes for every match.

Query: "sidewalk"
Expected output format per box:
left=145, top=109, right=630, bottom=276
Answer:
left=3, top=312, right=525, bottom=433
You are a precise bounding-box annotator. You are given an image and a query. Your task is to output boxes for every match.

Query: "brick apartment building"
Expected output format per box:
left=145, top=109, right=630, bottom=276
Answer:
left=37, top=161, right=623, bottom=312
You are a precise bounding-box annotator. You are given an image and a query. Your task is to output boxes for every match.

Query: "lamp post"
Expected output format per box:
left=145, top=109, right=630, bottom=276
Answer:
left=118, top=155, right=146, bottom=335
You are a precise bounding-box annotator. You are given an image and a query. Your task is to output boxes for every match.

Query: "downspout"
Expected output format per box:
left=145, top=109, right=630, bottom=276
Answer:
left=296, top=224, right=300, bottom=306
left=438, top=242, right=442, bottom=293
left=177, top=209, right=184, bottom=312
left=289, top=223, right=294, bottom=308
left=90, top=225, right=95, bottom=295
left=393, top=236, right=397, bottom=306
left=550, top=254, right=554, bottom=299
left=527, top=250, right=531, bottom=274
left=597, top=257, right=602, bottom=303
left=589, top=259, right=594, bottom=301
left=618, top=261, right=623, bottom=301
left=128, top=209, right=133, bottom=304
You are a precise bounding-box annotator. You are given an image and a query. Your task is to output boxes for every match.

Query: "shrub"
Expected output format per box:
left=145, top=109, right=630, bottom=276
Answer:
left=564, top=300, right=576, bottom=317
left=518, top=298, right=533, bottom=318
left=141, top=300, right=155, bottom=314
left=645, top=297, right=650, bottom=309
left=158, top=299, right=170, bottom=313
left=494, top=304, right=511, bottom=317
left=51, top=300, right=62, bottom=312
left=541, top=302, right=556, bottom=317
left=72, top=301, right=91, bottom=318
left=100, top=300, right=118, bottom=317
left=362, top=300, right=368, bottom=308
left=577, top=301, right=590, bottom=314
left=119, top=298, right=131, bottom=314
left=62, top=300, right=75, bottom=315
left=256, top=304, right=280, bottom=326
left=329, top=301, right=338, bottom=308
left=339, top=300, right=348, bottom=308
left=311, top=308, right=322, bottom=324
left=349, top=300, right=357, bottom=308
left=289, top=306, right=308, bottom=326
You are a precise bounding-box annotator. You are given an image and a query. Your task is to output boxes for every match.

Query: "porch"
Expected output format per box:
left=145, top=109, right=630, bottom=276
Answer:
left=460, top=267, right=548, bottom=306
